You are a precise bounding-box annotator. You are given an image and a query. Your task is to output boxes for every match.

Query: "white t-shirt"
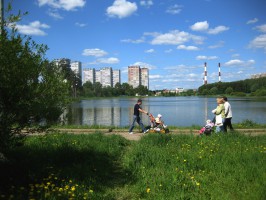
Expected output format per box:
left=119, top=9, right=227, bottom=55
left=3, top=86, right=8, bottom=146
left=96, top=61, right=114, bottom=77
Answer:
left=224, top=101, right=232, bottom=118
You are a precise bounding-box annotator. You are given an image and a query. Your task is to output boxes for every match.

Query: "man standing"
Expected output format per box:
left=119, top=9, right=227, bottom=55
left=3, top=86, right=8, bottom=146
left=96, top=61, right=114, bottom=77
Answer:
left=129, top=99, right=149, bottom=134
left=223, top=96, right=234, bottom=132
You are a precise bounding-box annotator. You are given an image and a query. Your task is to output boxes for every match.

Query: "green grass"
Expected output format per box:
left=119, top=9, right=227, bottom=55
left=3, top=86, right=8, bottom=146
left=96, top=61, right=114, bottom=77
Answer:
left=0, top=132, right=265, bottom=199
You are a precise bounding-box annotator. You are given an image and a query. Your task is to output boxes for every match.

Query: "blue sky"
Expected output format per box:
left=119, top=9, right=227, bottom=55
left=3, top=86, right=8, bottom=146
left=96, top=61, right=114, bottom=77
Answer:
left=9, top=0, right=266, bottom=90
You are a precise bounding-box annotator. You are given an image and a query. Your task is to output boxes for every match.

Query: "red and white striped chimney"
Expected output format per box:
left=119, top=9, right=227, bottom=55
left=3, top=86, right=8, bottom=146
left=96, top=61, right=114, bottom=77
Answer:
left=204, top=62, right=207, bottom=85
left=218, top=62, right=221, bottom=82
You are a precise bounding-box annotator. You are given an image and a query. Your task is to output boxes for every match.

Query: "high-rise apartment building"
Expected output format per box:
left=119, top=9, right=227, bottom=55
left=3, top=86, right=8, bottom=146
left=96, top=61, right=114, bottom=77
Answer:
left=83, top=68, right=95, bottom=85
left=128, top=66, right=149, bottom=89
left=70, top=61, right=82, bottom=78
left=128, top=66, right=141, bottom=88
left=141, top=67, right=149, bottom=89
left=82, top=67, right=120, bottom=88
left=52, top=58, right=71, bottom=71
left=95, top=70, right=102, bottom=84
left=113, top=69, right=121, bottom=87
left=101, top=67, right=112, bottom=87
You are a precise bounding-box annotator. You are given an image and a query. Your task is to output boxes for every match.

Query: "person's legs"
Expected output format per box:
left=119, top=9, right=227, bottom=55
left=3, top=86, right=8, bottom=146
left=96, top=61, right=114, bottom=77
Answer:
left=136, top=116, right=145, bottom=132
left=215, top=125, right=221, bottom=133
left=129, top=115, right=137, bottom=132
left=223, top=118, right=229, bottom=132
left=228, top=117, right=234, bottom=131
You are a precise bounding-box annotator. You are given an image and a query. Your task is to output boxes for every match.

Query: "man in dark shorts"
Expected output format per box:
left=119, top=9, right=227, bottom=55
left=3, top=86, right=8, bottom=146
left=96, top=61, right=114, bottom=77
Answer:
left=129, top=99, right=149, bottom=134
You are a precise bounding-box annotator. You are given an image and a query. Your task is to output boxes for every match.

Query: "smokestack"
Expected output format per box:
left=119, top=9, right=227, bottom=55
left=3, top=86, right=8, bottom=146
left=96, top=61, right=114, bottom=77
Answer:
left=204, top=62, right=207, bottom=85
left=218, top=62, right=221, bottom=82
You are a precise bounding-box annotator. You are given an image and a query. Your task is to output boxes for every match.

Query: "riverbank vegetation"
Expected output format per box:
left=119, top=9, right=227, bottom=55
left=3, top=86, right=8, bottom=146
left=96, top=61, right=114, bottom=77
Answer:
left=0, top=133, right=265, bottom=199
left=198, top=77, right=266, bottom=96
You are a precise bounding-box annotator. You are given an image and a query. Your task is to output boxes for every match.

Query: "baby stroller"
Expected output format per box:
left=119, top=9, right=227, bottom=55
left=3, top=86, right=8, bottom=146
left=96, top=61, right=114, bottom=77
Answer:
left=199, top=119, right=214, bottom=136
left=146, top=113, right=169, bottom=134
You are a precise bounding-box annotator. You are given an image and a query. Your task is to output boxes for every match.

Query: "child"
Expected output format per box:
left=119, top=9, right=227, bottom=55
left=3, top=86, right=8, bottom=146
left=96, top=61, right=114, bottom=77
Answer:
left=199, top=119, right=214, bottom=136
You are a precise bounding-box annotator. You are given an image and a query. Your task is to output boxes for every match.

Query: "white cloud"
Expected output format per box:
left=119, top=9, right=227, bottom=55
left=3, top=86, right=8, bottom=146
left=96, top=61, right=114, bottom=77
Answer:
left=91, top=57, right=120, bottom=64
left=177, top=45, right=199, bottom=51
left=190, top=21, right=209, bottom=31
left=82, top=48, right=108, bottom=57
left=140, top=0, right=153, bottom=8
left=247, top=18, right=258, bottom=24
left=207, top=26, right=229, bottom=34
left=106, top=0, right=137, bottom=19
left=224, top=59, right=244, bottom=66
left=150, top=30, right=205, bottom=45
left=47, top=9, right=63, bottom=19
left=166, top=4, right=183, bottom=15
left=145, top=49, right=155, bottom=53
left=254, top=24, right=266, bottom=33
left=75, top=22, right=87, bottom=27
left=196, top=55, right=218, bottom=60
left=38, top=0, right=86, bottom=11
left=191, top=21, right=229, bottom=34
left=249, top=34, right=266, bottom=51
left=132, top=62, right=157, bottom=70
left=224, top=59, right=255, bottom=67
left=149, top=74, right=163, bottom=79
left=121, top=37, right=145, bottom=43
left=15, top=21, right=50, bottom=36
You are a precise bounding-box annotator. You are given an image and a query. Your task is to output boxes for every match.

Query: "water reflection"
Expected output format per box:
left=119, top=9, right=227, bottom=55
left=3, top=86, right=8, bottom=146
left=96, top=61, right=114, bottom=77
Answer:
left=64, top=97, right=266, bottom=127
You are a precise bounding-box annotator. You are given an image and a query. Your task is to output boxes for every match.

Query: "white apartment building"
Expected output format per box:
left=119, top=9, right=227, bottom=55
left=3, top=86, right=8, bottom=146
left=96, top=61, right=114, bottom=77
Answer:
left=95, top=70, right=102, bottom=84
left=113, top=69, right=121, bottom=87
left=101, top=67, right=112, bottom=87
left=83, top=67, right=120, bottom=87
left=82, top=68, right=95, bottom=85
left=70, top=61, right=82, bottom=78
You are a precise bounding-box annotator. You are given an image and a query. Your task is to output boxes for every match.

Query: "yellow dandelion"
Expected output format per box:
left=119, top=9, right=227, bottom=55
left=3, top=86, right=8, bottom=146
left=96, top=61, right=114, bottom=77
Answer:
left=146, top=188, right=151, bottom=193
left=71, top=186, right=76, bottom=191
left=59, top=188, right=63, bottom=192
left=196, top=182, right=200, bottom=186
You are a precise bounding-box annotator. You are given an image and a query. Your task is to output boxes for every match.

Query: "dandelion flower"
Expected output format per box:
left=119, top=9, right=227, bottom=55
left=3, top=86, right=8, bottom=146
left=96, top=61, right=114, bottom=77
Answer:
left=146, top=188, right=151, bottom=193
left=71, top=186, right=75, bottom=191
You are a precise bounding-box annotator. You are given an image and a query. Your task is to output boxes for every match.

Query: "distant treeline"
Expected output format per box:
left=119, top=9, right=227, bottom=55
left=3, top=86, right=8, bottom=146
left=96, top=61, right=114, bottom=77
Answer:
left=80, top=82, right=152, bottom=97
left=198, top=77, right=266, bottom=96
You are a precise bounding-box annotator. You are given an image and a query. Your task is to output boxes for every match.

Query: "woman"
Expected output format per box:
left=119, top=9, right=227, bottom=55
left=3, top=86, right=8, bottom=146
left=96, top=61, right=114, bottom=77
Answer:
left=212, top=97, right=225, bottom=133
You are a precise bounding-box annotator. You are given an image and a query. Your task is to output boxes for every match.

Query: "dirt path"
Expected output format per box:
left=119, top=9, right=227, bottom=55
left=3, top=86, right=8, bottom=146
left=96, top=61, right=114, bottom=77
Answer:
left=45, top=128, right=266, bottom=141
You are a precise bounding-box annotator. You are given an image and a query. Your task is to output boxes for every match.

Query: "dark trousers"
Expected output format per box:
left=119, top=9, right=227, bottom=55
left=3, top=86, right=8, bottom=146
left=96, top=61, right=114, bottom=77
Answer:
left=223, top=117, right=234, bottom=132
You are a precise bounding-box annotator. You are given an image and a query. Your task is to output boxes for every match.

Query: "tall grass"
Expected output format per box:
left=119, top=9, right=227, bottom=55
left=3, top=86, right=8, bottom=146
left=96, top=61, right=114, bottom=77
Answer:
left=0, top=132, right=265, bottom=199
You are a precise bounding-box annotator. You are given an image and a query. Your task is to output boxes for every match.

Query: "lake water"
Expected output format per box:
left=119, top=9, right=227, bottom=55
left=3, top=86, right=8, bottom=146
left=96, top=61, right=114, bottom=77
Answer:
left=65, top=97, right=266, bottom=127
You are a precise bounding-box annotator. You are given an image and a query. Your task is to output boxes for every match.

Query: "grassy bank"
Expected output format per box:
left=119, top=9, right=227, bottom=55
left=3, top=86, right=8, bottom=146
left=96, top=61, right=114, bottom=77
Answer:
left=0, top=132, right=265, bottom=199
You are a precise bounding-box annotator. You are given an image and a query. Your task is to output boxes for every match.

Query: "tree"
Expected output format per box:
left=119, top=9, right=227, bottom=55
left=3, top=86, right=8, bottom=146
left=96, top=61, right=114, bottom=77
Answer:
left=210, top=87, right=218, bottom=95
left=0, top=5, right=70, bottom=152
left=225, top=87, right=233, bottom=95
